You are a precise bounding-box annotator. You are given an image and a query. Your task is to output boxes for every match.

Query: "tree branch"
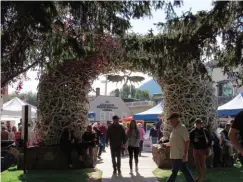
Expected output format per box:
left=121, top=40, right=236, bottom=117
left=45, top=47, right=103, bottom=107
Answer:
left=1, top=61, right=39, bottom=87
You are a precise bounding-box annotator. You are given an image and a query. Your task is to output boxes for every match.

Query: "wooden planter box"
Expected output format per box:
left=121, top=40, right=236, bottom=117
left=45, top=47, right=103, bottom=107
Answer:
left=152, top=144, right=195, bottom=169
left=17, top=146, right=98, bottom=170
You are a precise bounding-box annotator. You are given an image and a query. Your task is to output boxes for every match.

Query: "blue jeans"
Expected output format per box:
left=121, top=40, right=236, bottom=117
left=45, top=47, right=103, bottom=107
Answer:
left=166, top=159, right=194, bottom=182
left=151, top=137, right=158, bottom=144
left=100, top=136, right=106, bottom=149
left=98, top=142, right=103, bottom=157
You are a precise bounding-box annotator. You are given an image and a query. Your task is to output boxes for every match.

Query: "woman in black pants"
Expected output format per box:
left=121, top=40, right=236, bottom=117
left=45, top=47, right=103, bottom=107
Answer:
left=127, top=120, right=140, bottom=173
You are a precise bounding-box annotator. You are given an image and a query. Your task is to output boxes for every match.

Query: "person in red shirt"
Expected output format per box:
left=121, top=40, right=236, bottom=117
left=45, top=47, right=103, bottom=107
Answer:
left=99, top=122, right=107, bottom=152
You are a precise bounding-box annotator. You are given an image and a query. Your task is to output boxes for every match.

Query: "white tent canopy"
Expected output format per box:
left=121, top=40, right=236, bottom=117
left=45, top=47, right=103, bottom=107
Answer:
left=133, top=103, right=164, bottom=120
left=218, top=92, right=243, bottom=117
left=1, top=97, right=37, bottom=119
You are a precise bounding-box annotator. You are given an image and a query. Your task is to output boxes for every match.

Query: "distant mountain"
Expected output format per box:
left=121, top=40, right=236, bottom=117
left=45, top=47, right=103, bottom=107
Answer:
left=139, top=79, right=162, bottom=95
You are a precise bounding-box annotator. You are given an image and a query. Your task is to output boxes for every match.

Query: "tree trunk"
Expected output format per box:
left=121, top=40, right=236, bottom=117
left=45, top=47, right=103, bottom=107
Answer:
left=35, top=59, right=102, bottom=145
left=157, top=65, right=217, bottom=140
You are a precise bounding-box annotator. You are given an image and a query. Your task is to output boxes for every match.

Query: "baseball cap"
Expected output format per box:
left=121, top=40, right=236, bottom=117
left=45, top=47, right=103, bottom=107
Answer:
left=112, top=115, right=120, bottom=120
left=167, top=113, right=180, bottom=120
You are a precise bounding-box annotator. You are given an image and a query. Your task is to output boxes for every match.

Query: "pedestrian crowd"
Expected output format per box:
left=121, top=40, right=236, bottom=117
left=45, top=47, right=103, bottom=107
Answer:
left=1, top=111, right=242, bottom=182
left=158, top=111, right=243, bottom=182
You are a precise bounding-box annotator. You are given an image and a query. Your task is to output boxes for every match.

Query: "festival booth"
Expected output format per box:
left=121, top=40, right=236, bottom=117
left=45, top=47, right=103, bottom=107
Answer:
left=133, top=103, right=164, bottom=152
left=122, top=116, right=144, bottom=126
left=133, top=102, right=163, bottom=130
left=123, top=116, right=133, bottom=122
left=1, top=97, right=37, bottom=126
left=218, top=92, right=243, bottom=117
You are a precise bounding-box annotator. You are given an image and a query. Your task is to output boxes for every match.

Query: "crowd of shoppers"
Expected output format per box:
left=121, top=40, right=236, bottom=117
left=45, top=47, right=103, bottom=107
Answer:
left=158, top=111, right=243, bottom=182
left=1, top=110, right=242, bottom=180
left=1, top=119, right=25, bottom=147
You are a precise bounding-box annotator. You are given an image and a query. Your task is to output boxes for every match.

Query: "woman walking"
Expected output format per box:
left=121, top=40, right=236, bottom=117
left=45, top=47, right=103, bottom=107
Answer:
left=190, top=119, right=211, bottom=182
left=127, top=120, right=140, bottom=173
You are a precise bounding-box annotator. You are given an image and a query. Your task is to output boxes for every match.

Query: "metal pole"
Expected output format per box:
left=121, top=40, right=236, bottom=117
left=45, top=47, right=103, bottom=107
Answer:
left=23, top=105, right=28, bottom=174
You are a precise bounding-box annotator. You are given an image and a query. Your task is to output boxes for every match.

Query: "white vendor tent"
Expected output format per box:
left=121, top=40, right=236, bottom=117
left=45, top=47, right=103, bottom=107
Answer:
left=1, top=97, right=37, bottom=119
left=218, top=92, right=243, bottom=117
left=133, top=102, right=163, bottom=121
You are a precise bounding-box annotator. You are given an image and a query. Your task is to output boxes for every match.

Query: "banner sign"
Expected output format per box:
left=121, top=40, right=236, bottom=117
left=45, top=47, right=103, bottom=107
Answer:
left=96, top=100, right=118, bottom=111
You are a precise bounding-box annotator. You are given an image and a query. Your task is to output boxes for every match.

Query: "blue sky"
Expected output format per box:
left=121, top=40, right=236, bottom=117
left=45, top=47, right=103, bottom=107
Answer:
left=8, top=0, right=213, bottom=95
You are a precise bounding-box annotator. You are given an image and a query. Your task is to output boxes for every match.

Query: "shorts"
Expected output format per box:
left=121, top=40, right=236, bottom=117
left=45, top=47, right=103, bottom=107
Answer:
left=193, top=149, right=207, bottom=158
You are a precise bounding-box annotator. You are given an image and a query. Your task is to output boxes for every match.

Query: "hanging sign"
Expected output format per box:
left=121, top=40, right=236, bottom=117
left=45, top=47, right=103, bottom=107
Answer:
left=96, top=100, right=118, bottom=111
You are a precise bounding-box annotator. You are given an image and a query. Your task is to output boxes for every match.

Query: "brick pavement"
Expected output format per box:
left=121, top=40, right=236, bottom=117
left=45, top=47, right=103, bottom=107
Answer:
left=96, top=148, right=159, bottom=182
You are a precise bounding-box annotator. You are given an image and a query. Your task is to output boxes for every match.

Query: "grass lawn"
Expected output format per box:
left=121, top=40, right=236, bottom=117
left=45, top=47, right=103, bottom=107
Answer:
left=153, top=162, right=243, bottom=182
left=1, top=166, right=103, bottom=182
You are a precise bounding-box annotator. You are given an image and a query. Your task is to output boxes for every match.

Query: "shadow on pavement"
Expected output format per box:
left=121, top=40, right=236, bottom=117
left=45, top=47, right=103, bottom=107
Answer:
left=102, top=171, right=157, bottom=182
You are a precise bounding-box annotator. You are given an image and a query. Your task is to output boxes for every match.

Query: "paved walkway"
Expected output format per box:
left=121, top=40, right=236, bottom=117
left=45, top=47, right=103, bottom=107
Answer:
left=96, top=148, right=159, bottom=182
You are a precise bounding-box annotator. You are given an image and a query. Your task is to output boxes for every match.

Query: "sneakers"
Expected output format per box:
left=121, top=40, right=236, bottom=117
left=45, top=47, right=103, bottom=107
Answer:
left=113, top=169, right=117, bottom=174
left=130, top=169, right=133, bottom=174
left=135, top=165, right=138, bottom=172
left=118, top=168, right=121, bottom=175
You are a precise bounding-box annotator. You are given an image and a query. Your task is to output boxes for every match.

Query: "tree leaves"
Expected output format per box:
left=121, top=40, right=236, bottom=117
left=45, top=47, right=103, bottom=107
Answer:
left=1, top=1, right=174, bottom=87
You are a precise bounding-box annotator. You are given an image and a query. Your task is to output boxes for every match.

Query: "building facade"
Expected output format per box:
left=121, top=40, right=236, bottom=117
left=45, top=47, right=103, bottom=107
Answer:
left=211, top=67, right=242, bottom=106
left=89, top=95, right=132, bottom=122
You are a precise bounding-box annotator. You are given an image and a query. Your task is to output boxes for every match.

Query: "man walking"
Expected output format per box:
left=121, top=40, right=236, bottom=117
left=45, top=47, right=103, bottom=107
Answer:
left=162, top=113, right=194, bottom=182
left=150, top=123, right=158, bottom=144
left=106, top=115, right=126, bottom=175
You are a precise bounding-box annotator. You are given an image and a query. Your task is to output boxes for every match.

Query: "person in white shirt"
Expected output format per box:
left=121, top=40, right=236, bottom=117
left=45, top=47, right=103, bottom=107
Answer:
left=162, top=113, right=194, bottom=182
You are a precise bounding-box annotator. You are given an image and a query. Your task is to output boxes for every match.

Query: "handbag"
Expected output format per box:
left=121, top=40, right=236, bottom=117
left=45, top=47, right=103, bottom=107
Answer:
left=203, top=129, right=212, bottom=157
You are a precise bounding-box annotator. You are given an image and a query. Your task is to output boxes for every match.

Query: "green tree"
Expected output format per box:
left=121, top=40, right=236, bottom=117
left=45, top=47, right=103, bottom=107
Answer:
left=135, top=90, right=150, bottom=101
left=1, top=1, right=175, bottom=88
left=120, top=84, right=136, bottom=99
left=119, top=84, right=150, bottom=100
